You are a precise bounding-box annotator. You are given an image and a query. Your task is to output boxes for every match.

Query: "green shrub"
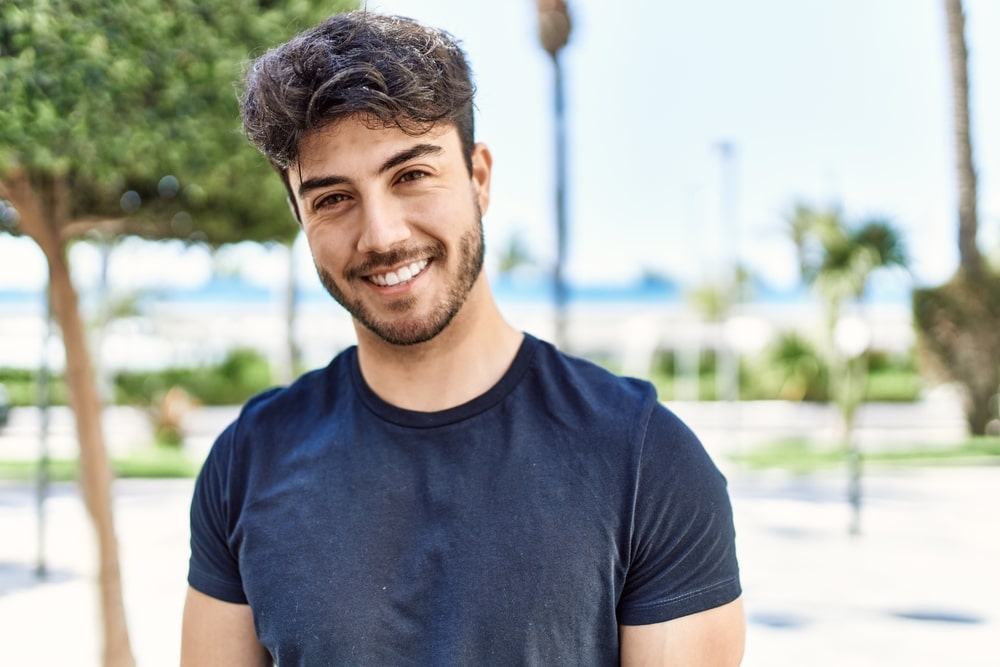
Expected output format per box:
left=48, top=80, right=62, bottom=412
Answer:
left=0, top=368, right=69, bottom=406
left=913, top=271, right=1000, bottom=434
left=113, top=347, right=273, bottom=406
left=649, top=349, right=728, bottom=400
left=865, top=368, right=923, bottom=402
left=751, top=332, right=831, bottom=402
left=647, top=335, right=921, bottom=403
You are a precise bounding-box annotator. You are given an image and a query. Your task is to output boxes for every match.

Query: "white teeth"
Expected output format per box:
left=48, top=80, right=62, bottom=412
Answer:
left=369, top=260, right=428, bottom=287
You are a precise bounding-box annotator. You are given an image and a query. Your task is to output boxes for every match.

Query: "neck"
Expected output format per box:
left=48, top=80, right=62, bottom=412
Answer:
left=354, top=276, right=523, bottom=412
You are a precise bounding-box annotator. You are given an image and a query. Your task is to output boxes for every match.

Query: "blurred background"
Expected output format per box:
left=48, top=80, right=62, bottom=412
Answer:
left=1, top=0, right=998, bottom=665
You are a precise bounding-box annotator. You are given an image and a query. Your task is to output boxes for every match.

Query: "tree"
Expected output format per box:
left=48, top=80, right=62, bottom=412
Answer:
left=686, top=264, right=755, bottom=401
left=0, top=1, right=353, bottom=664
left=495, top=231, right=536, bottom=277
left=944, top=0, right=982, bottom=276
left=913, top=273, right=1000, bottom=434
left=535, top=0, right=572, bottom=349
left=912, top=0, right=1000, bottom=436
left=787, top=203, right=908, bottom=533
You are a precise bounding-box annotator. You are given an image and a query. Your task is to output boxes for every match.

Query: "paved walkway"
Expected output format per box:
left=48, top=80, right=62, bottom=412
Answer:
left=1, top=463, right=998, bottom=666
left=729, top=465, right=1000, bottom=667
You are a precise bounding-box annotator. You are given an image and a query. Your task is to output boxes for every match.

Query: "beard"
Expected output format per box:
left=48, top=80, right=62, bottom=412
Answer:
left=316, top=216, right=485, bottom=347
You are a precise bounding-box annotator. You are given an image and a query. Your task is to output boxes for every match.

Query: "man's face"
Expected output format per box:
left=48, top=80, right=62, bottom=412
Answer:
left=288, top=117, right=492, bottom=346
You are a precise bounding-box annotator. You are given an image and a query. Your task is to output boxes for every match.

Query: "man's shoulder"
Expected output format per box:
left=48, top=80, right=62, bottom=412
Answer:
left=521, top=336, right=664, bottom=439
left=529, top=335, right=658, bottom=405
left=233, top=346, right=357, bottom=429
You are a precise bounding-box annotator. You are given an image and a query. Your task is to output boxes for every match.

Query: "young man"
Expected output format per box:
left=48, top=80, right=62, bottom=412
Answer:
left=182, top=11, right=744, bottom=666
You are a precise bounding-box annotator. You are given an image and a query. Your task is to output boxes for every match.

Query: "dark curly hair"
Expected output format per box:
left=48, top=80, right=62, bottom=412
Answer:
left=240, top=11, right=477, bottom=219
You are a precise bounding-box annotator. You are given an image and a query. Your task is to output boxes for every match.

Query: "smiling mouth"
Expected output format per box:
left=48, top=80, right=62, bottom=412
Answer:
left=367, top=259, right=429, bottom=287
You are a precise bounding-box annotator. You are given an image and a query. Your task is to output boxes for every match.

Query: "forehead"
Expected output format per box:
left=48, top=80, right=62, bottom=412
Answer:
left=293, top=117, right=459, bottom=177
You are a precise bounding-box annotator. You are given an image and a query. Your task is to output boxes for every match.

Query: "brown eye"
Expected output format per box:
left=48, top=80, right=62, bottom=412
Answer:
left=316, top=193, right=349, bottom=209
left=398, top=170, right=428, bottom=183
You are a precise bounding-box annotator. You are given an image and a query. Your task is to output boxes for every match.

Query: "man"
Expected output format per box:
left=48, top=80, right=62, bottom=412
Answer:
left=182, top=10, right=744, bottom=666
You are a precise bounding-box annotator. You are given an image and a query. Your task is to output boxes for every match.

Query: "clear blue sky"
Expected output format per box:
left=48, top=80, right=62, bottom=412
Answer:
left=1, top=0, right=997, bottom=296
left=372, top=0, right=999, bottom=292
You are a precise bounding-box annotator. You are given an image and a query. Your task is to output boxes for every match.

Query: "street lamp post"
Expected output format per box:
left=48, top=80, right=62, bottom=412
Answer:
left=0, top=199, right=51, bottom=576
left=716, top=140, right=740, bottom=403
left=36, top=284, right=52, bottom=578
left=536, top=0, right=572, bottom=350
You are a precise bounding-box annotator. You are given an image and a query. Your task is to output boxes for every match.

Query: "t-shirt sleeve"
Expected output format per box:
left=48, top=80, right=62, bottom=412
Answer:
left=187, top=421, right=248, bottom=604
left=617, top=403, right=742, bottom=626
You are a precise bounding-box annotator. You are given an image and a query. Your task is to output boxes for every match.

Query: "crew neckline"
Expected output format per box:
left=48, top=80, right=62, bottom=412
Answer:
left=349, top=333, right=539, bottom=429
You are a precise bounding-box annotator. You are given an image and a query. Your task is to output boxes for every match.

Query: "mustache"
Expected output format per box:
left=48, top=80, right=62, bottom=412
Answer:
left=345, top=243, right=446, bottom=280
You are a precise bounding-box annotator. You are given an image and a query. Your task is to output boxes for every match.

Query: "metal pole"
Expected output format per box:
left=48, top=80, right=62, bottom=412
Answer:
left=553, top=52, right=568, bottom=350
left=536, top=0, right=572, bottom=350
left=35, top=282, right=52, bottom=579
left=846, top=353, right=866, bottom=536
left=716, top=141, right=739, bottom=402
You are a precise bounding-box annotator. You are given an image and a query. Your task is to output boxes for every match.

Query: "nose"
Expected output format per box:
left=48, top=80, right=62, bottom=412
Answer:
left=356, top=198, right=411, bottom=254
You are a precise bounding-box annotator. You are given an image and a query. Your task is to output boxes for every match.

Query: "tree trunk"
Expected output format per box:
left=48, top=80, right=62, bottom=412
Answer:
left=916, top=0, right=1000, bottom=435
left=944, top=0, right=981, bottom=275
left=2, top=172, right=136, bottom=667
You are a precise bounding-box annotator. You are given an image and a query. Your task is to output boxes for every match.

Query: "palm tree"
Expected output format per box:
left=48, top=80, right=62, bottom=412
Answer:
left=944, top=0, right=981, bottom=277
left=789, top=205, right=906, bottom=330
left=911, top=0, right=1000, bottom=438
left=787, top=203, right=908, bottom=533
left=496, top=231, right=536, bottom=277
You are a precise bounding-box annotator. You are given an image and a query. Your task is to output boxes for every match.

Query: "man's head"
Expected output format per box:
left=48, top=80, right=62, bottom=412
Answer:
left=241, top=11, right=477, bottom=220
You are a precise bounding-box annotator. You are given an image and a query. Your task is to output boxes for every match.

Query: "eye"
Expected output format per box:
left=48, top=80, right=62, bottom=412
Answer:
left=315, top=192, right=350, bottom=210
left=397, top=169, right=428, bottom=184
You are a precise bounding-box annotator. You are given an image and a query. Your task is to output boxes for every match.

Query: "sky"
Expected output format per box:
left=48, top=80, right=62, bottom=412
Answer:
left=1, top=0, right=998, bottom=297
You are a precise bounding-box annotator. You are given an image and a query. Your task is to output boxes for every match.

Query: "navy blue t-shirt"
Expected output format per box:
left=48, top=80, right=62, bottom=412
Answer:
left=188, top=334, right=740, bottom=665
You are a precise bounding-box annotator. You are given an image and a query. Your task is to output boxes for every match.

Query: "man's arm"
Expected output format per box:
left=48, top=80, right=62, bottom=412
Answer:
left=181, top=587, right=272, bottom=667
left=619, top=597, right=745, bottom=666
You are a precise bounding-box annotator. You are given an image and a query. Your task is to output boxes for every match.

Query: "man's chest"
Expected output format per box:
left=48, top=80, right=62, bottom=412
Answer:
left=232, top=443, right=630, bottom=664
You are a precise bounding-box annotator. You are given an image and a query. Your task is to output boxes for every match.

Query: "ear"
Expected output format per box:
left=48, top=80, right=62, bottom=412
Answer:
left=470, top=142, right=493, bottom=216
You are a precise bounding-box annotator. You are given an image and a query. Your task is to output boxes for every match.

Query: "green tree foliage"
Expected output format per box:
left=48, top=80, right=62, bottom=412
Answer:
left=788, top=204, right=907, bottom=320
left=761, top=332, right=830, bottom=403
left=913, top=272, right=1000, bottom=435
left=495, top=231, right=536, bottom=276
left=787, top=202, right=908, bottom=534
left=786, top=203, right=908, bottom=415
left=1, top=0, right=353, bottom=244
left=1, top=2, right=354, bottom=664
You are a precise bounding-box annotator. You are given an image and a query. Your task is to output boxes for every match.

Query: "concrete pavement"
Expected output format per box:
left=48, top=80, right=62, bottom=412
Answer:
left=730, top=465, right=1000, bottom=667
left=1, top=463, right=998, bottom=666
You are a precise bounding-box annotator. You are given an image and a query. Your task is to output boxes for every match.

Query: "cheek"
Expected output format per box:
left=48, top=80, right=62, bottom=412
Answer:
left=420, top=191, right=475, bottom=230
left=403, top=194, right=444, bottom=222
left=305, top=228, right=350, bottom=269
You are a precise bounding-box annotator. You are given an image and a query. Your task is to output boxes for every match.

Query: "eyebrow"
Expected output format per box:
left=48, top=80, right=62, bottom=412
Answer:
left=296, top=143, right=444, bottom=199
left=379, top=143, right=443, bottom=176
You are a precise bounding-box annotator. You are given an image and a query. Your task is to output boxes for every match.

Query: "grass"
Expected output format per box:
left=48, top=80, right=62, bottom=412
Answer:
left=731, top=436, right=1000, bottom=473
left=864, top=369, right=923, bottom=402
left=0, top=443, right=201, bottom=482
